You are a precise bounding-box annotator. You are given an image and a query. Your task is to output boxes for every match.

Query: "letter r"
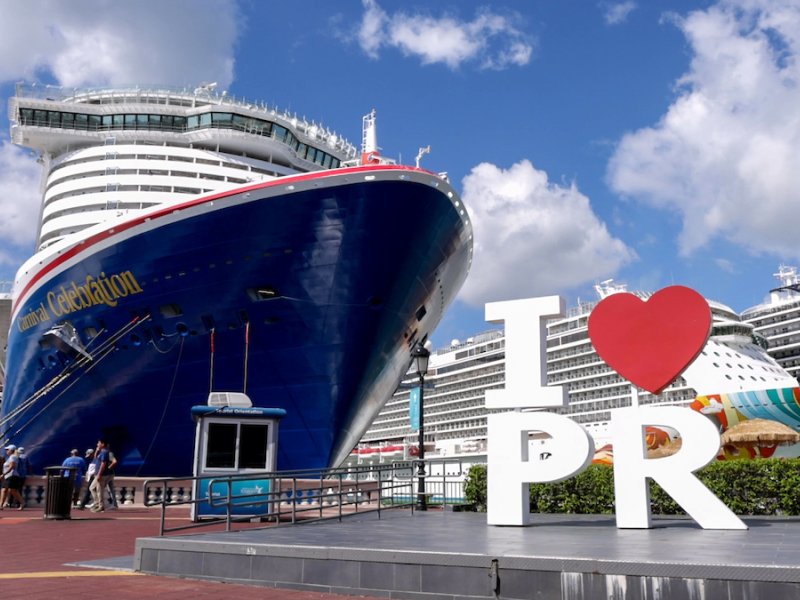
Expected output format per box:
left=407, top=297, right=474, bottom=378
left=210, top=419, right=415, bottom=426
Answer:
left=611, top=406, right=747, bottom=530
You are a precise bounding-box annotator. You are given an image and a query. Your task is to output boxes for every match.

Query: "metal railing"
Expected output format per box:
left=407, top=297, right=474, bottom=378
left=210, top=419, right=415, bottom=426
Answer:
left=144, top=458, right=471, bottom=536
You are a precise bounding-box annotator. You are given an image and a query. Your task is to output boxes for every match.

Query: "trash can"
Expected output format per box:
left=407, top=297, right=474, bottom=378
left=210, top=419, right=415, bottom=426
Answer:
left=44, top=466, right=76, bottom=520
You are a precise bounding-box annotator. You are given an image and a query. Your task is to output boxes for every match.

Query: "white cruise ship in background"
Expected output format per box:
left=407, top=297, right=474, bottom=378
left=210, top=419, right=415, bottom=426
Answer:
left=354, top=281, right=800, bottom=464
left=741, top=265, right=800, bottom=382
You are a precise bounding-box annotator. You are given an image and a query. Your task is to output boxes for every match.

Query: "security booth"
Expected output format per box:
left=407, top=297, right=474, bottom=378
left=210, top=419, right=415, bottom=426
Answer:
left=190, top=398, right=285, bottom=521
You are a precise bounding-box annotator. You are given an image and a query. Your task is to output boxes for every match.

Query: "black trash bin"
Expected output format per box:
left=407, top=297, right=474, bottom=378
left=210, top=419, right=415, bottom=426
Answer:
left=44, top=466, right=76, bottom=520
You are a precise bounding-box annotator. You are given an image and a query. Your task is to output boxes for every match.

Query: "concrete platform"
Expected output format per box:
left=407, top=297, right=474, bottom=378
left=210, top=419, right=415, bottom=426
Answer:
left=134, top=510, right=800, bottom=599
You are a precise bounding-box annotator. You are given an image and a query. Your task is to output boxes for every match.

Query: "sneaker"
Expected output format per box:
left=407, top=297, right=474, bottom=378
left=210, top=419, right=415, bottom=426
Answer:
left=108, top=505, right=118, bottom=510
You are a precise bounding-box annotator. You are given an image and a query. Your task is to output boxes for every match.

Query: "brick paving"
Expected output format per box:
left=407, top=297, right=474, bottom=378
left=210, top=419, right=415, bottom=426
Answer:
left=0, top=504, right=383, bottom=599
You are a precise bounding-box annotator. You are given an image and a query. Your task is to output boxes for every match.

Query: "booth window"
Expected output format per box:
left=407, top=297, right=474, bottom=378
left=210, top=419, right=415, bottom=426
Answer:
left=240, top=424, right=269, bottom=469
left=205, top=421, right=270, bottom=470
left=206, top=422, right=237, bottom=468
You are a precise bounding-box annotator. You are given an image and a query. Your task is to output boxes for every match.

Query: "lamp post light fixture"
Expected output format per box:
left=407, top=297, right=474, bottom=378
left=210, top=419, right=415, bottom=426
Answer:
left=411, top=341, right=431, bottom=511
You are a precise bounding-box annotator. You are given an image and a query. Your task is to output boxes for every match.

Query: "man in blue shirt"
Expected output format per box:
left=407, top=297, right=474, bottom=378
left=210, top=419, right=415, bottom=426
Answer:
left=89, top=439, right=110, bottom=512
left=62, top=449, right=87, bottom=505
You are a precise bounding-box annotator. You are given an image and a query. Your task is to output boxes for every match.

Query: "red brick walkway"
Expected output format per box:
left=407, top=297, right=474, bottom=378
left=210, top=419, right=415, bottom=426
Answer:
left=0, top=505, right=383, bottom=599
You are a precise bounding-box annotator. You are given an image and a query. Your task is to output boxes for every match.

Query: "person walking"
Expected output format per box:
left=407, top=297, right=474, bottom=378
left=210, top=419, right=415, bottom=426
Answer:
left=14, top=447, right=32, bottom=507
left=89, top=439, right=110, bottom=513
left=61, top=449, right=87, bottom=506
left=0, top=445, right=25, bottom=510
left=105, top=444, right=119, bottom=509
left=78, top=448, right=95, bottom=508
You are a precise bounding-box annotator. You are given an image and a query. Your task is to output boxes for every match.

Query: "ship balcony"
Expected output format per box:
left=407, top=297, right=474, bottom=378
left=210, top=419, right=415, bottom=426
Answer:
left=768, top=336, right=800, bottom=351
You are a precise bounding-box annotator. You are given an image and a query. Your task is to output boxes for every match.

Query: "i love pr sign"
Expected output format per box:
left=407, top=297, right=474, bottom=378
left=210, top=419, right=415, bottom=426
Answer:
left=485, top=290, right=747, bottom=530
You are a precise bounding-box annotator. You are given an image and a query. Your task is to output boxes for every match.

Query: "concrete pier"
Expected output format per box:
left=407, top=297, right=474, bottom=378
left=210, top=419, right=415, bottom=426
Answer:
left=134, top=510, right=800, bottom=599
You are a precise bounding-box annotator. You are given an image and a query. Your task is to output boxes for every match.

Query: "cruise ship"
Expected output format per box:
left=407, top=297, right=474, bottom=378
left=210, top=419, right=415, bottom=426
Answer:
left=356, top=282, right=800, bottom=463
left=0, top=84, right=472, bottom=476
left=741, top=266, right=800, bottom=382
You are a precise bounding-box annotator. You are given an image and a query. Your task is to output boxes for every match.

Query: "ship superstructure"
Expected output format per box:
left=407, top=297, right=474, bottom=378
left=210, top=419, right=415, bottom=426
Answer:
left=741, top=266, right=800, bottom=382
left=1, top=84, right=473, bottom=475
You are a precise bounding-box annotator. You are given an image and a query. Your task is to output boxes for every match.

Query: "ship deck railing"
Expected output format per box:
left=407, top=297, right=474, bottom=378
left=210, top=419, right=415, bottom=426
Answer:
left=143, top=457, right=473, bottom=536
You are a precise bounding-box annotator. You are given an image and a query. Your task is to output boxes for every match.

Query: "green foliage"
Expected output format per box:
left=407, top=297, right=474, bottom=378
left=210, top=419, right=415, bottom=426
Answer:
left=464, top=459, right=800, bottom=515
left=464, top=464, right=487, bottom=511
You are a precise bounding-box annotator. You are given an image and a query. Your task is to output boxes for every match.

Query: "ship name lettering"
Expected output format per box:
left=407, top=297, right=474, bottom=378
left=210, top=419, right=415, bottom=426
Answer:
left=47, top=270, right=144, bottom=318
left=17, top=302, right=51, bottom=332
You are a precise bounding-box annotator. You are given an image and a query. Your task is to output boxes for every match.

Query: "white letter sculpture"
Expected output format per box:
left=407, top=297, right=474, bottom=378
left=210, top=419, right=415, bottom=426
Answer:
left=485, top=297, right=593, bottom=526
left=484, top=294, right=748, bottom=531
left=611, top=405, right=747, bottom=530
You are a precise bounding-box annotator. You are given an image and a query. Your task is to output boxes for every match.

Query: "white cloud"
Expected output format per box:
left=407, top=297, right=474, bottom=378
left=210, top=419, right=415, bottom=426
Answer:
left=715, top=257, right=737, bottom=273
left=459, top=160, right=635, bottom=306
left=603, top=2, right=637, bottom=25
left=0, top=141, right=43, bottom=249
left=608, top=0, right=800, bottom=259
left=358, top=0, right=389, bottom=59
left=0, top=0, right=241, bottom=271
left=357, top=0, right=533, bottom=70
left=0, top=0, right=240, bottom=88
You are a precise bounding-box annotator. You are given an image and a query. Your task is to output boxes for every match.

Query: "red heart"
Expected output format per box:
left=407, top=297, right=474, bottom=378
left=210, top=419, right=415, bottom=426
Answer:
left=587, top=286, right=711, bottom=395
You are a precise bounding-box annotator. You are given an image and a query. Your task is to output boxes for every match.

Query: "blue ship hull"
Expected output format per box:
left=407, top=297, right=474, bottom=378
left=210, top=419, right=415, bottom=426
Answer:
left=1, top=166, right=471, bottom=476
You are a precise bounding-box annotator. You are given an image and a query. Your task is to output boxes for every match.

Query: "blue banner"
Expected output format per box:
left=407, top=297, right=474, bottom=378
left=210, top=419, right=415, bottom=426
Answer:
left=409, top=386, right=420, bottom=431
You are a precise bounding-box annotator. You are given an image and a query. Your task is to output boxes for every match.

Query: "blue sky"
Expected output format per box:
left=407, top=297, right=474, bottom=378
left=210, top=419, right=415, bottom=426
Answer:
left=0, top=0, right=798, bottom=348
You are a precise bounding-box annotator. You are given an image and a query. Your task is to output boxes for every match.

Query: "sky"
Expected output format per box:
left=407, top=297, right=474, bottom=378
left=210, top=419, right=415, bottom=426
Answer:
left=0, top=0, right=799, bottom=348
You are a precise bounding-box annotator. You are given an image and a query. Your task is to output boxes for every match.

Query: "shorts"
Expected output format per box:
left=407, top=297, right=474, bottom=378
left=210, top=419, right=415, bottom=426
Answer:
left=4, top=476, right=23, bottom=491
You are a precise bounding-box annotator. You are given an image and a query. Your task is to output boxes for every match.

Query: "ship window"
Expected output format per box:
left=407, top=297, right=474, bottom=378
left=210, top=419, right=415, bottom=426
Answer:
left=89, top=115, right=101, bottom=129
left=75, top=113, right=89, bottom=128
left=199, top=113, right=211, bottom=126
left=124, top=114, right=136, bottom=127
left=187, top=115, right=199, bottom=128
left=19, top=108, right=33, bottom=123
left=174, top=116, right=187, bottom=128
left=212, top=112, right=232, bottom=125
left=112, top=114, right=123, bottom=127
left=48, top=111, right=61, bottom=126
left=415, top=305, right=427, bottom=322
left=159, top=303, right=183, bottom=318
left=34, top=109, right=47, bottom=124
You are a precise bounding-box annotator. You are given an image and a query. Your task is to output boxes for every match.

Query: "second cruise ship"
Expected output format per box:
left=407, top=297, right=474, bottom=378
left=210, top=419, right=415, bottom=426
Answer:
left=356, top=281, right=800, bottom=463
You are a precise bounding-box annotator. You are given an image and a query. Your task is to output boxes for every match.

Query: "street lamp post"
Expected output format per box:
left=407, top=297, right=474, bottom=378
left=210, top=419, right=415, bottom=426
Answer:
left=412, top=342, right=430, bottom=511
